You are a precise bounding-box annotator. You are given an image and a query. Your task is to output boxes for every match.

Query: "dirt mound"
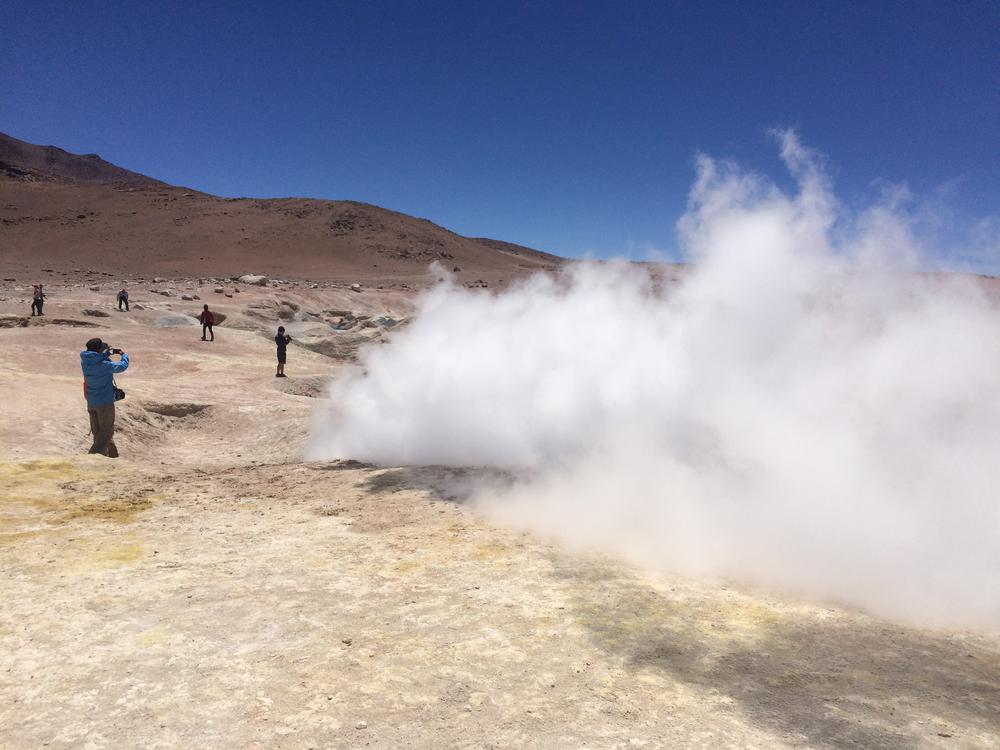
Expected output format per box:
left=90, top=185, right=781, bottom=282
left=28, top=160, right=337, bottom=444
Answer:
left=0, top=315, right=104, bottom=328
left=273, top=375, right=328, bottom=398
left=143, top=402, right=211, bottom=418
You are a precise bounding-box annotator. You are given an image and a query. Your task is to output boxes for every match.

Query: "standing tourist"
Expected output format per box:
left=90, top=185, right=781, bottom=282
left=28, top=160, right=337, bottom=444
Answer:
left=31, top=284, right=45, bottom=316
left=199, top=304, right=215, bottom=341
left=275, top=326, right=292, bottom=377
left=80, top=338, right=129, bottom=458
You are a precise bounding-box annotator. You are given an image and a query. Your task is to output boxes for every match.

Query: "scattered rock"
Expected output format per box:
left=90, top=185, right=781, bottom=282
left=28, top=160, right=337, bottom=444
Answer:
left=181, top=294, right=194, bottom=301
left=214, top=287, right=224, bottom=294
left=342, top=637, right=352, bottom=645
left=224, top=293, right=233, bottom=298
left=355, top=721, right=367, bottom=730
left=89, top=285, right=100, bottom=292
left=350, top=283, right=362, bottom=292
left=239, top=274, right=268, bottom=286
left=153, top=277, right=165, bottom=283
left=133, top=304, right=144, bottom=310
left=234, top=288, right=240, bottom=293
left=159, top=290, right=175, bottom=297
left=82, top=309, right=111, bottom=317
left=192, top=294, right=200, bottom=300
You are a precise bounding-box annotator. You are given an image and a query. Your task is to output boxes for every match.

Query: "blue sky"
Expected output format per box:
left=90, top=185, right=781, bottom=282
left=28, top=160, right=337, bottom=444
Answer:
left=2, top=0, right=997, bottom=261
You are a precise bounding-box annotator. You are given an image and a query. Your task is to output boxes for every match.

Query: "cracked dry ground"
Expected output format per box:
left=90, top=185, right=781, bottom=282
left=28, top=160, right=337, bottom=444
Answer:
left=3, top=457, right=1000, bottom=750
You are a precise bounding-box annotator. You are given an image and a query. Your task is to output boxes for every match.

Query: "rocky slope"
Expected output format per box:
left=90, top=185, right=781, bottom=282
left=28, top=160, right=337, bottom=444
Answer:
left=0, top=131, right=562, bottom=285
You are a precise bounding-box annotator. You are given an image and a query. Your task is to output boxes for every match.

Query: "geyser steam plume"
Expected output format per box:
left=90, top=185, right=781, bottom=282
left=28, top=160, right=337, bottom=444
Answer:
left=310, top=132, right=1000, bottom=627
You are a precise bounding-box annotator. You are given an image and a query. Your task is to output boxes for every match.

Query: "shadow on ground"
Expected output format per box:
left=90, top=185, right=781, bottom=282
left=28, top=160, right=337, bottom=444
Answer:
left=561, top=558, right=1000, bottom=749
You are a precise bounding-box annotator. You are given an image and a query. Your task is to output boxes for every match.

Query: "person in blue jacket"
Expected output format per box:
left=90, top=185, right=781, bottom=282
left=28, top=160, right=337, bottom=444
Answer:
left=80, top=337, right=130, bottom=457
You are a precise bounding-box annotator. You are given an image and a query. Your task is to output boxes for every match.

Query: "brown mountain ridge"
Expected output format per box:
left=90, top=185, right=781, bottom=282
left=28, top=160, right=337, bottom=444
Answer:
left=0, top=131, right=562, bottom=284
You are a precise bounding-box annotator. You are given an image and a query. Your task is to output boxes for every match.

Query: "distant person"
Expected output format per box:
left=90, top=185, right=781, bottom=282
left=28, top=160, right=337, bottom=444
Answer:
left=275, top=326, right=292, bottom=377
left=80, top=338, right=129, bottom=458
left=199, top=304, right=215, bottom=341
left=31, top=284, right=45, bottom=316
left=117, top=288, right=129, bottom=311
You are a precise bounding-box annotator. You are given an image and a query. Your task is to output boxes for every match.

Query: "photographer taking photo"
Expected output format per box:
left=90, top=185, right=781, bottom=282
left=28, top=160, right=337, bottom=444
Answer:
left=80, top=338, right=130, bottom=458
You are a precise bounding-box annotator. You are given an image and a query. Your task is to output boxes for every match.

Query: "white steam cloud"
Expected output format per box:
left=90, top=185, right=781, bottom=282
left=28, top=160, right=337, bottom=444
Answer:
left=310, top=132, right=1000, bottom=627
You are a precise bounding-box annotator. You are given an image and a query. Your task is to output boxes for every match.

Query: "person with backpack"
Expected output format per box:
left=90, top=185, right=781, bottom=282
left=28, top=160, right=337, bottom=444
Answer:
left=80, top=338, right=129, bottom=457
left=199, top=304, right=215, bottom=341
left=117, top=288, right=129, bottom=311
left=275, top=326, right=292, bottom=377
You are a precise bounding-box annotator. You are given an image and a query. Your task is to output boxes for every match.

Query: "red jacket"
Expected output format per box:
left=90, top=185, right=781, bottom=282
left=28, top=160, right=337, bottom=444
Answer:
left=199, top=310, right=215, bottom=324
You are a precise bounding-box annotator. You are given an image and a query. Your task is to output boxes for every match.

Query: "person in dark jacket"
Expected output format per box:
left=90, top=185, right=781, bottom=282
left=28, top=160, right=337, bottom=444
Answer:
left=80, top=338, right=129, bottom=457
left=199, top=304, right=215, bottom=341
left=275, top=326, right=292, bottom=377
left=117, top=288, right=129, bottom=311
left=31, top=284, right=45, bottom=316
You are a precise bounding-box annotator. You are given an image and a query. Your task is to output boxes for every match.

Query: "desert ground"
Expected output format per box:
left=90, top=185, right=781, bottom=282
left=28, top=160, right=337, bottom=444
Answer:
left=1, top=276, right=998, bottom=750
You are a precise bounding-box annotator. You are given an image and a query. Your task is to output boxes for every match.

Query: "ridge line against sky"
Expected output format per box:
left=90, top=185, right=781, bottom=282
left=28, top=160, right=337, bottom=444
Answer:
left=2, top=0, right=998, bottom=268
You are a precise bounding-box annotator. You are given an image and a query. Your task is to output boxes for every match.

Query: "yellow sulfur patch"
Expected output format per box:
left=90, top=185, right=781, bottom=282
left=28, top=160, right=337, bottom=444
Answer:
left=0, top=458, right=157, bottom=540
left=62, top=539, right=146, bottom=574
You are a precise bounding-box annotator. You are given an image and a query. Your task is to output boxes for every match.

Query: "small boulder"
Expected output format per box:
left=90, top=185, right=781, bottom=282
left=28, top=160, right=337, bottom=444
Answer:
left=213, top=287, right=224, bottom=294
left=350, top=283, right=362, bottom=292
left=239, top=274, right=268, bottom=286
left=82, top=309, right=111, bottom=318
left=89, top=285, right=100, bottom=291
left=181, top=294, right=194, bottom=301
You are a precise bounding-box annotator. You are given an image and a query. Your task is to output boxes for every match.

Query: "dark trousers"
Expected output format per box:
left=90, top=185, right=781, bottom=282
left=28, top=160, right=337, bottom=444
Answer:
left=202, top=323, right=214, bottom=341
left=118, top=298, right=129, bottom=311
left=31, top=299, right=43, bottom=315
left=88, top=404, right=119, bottom=458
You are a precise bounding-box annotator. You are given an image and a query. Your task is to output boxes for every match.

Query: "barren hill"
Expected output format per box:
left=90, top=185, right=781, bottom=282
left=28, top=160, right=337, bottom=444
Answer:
left=0, top=131, right=562, bottom=284
left=0, top=132, right=165, bottom=186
